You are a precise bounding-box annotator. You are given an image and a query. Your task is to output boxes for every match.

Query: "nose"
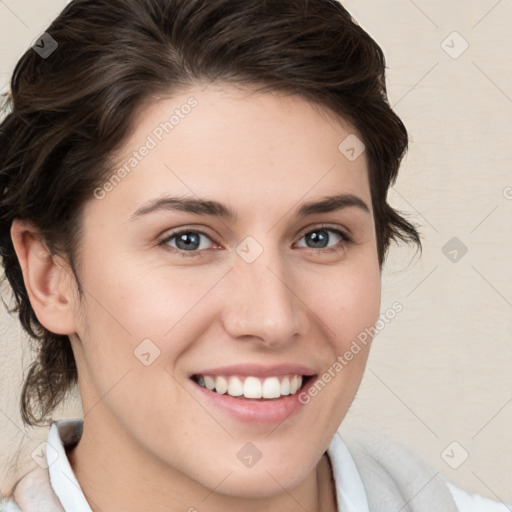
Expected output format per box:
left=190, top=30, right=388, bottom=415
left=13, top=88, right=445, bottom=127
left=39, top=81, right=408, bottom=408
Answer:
left=220, top=243, right=307, bottom=348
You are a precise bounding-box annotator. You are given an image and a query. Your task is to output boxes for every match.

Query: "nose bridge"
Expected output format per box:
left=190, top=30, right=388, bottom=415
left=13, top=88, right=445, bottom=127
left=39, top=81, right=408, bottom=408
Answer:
left=222, top=239, right=303, bottom=344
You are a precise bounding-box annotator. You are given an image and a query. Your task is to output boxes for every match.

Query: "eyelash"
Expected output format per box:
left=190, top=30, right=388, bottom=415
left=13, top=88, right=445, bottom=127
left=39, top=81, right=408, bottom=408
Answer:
left=158, top=224, right=354, bottom=258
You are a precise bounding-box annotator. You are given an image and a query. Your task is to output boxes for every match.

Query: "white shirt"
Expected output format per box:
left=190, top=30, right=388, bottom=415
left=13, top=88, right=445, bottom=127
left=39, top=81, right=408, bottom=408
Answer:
left=37, top=418, right=510, bottom=512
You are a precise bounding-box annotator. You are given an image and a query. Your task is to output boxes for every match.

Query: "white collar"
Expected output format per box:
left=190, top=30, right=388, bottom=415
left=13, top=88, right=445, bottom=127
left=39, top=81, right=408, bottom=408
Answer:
left=47, top=418, right=369, bottom=512
left=47, top=419, right=91, bottom=512
left=327, top=430, right=370, bottom=512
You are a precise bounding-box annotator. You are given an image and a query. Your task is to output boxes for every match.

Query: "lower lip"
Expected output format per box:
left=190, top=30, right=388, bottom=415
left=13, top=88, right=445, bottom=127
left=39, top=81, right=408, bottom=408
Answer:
left=189, top=376, right=317, bottom=425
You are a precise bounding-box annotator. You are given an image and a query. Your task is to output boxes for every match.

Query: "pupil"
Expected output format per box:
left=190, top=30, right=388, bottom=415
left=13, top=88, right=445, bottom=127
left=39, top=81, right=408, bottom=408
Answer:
left=177, top=233, right=200, bottom=250
left=308, top=230, right=328, bottom=248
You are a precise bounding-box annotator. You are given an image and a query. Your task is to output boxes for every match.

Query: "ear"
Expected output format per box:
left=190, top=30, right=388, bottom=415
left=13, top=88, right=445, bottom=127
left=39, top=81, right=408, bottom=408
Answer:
left=10, top=219, right=78, bottom=335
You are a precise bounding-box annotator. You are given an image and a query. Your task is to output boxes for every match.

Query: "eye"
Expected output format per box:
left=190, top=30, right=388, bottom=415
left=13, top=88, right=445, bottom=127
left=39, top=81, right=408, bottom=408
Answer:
left=159, top=224, right=353, bottom=258
left=295, top=225, right=353, bottom=253
left=160, top=229, right=216, bottom=257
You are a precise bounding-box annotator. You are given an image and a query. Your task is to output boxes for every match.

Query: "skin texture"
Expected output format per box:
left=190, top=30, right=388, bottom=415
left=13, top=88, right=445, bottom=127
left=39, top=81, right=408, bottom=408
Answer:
left=11, top=83, right=381, bottom=512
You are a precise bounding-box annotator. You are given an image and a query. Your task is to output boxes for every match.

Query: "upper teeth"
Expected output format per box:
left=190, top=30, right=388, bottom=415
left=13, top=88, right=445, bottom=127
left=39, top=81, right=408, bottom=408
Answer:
left=196, top=374, right=304, bottom=399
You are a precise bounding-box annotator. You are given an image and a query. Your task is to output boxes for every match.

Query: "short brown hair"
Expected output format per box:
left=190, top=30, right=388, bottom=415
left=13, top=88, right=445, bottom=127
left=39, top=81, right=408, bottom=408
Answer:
left=0, top=0, right=421, bottom=427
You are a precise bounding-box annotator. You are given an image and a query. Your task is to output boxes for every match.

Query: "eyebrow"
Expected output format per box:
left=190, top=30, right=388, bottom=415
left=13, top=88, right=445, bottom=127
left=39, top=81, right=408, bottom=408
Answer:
left=130, top=193, right=371, bottom=222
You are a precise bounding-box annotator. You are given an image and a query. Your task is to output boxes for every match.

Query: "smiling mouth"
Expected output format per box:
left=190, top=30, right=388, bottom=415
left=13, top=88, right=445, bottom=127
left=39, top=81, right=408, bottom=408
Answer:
left=191, top=374, right=315, bottom=400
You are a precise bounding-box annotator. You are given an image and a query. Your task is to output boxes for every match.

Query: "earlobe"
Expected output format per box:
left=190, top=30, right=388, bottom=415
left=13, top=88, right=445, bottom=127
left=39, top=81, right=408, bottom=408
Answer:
left=10, top=219, right=78, bottom=335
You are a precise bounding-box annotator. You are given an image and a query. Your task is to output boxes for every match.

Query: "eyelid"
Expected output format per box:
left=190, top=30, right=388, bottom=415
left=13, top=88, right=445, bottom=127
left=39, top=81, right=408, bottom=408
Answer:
left=159, top=223, right=353, bottom=256
left=158, top=227, right=219, bottom=254
left=295, top=223, right=353, bottom=243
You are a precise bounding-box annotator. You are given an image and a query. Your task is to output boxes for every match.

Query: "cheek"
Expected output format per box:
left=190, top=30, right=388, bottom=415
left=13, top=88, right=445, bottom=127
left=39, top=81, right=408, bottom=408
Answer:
left=72, top=260, right=203, bottom=428
left=309, top=258, right=381, bottom=351
left=75, top=254, right=219, bottom=367
left=291, top=259, right=381, bottom=449
left=326, top=272, right=380, bottom=380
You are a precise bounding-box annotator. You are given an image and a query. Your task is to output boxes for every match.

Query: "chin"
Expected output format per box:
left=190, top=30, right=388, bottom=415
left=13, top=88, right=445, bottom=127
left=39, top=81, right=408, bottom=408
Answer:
left=208, top=456, right=314, bottom=499
left=215, top=472, right=303, bottom=500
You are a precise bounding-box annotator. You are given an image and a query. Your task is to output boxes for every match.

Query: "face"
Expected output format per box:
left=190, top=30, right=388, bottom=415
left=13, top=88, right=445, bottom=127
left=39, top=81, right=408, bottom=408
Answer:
left=67, top=83, right=381, bottom=497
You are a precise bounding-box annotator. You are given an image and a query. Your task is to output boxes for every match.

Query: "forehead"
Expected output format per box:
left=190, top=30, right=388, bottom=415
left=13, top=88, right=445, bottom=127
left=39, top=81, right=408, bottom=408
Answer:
left=89, top=83, right=372, bottom=222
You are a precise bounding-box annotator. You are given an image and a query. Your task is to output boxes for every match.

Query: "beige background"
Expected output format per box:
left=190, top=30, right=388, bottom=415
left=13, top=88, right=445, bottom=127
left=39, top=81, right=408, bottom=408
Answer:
left=1, top=0, right=511, bottom=503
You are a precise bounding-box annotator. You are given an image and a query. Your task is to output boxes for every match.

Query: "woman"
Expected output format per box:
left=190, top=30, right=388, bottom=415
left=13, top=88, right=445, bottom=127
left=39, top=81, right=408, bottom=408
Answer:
left=0, top=0, right=508, bottom=510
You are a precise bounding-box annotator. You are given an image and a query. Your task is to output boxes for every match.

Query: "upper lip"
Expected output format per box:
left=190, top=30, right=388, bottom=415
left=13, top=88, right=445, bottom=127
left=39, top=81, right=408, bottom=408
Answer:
left=191, top=363, right=317, bottom=378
